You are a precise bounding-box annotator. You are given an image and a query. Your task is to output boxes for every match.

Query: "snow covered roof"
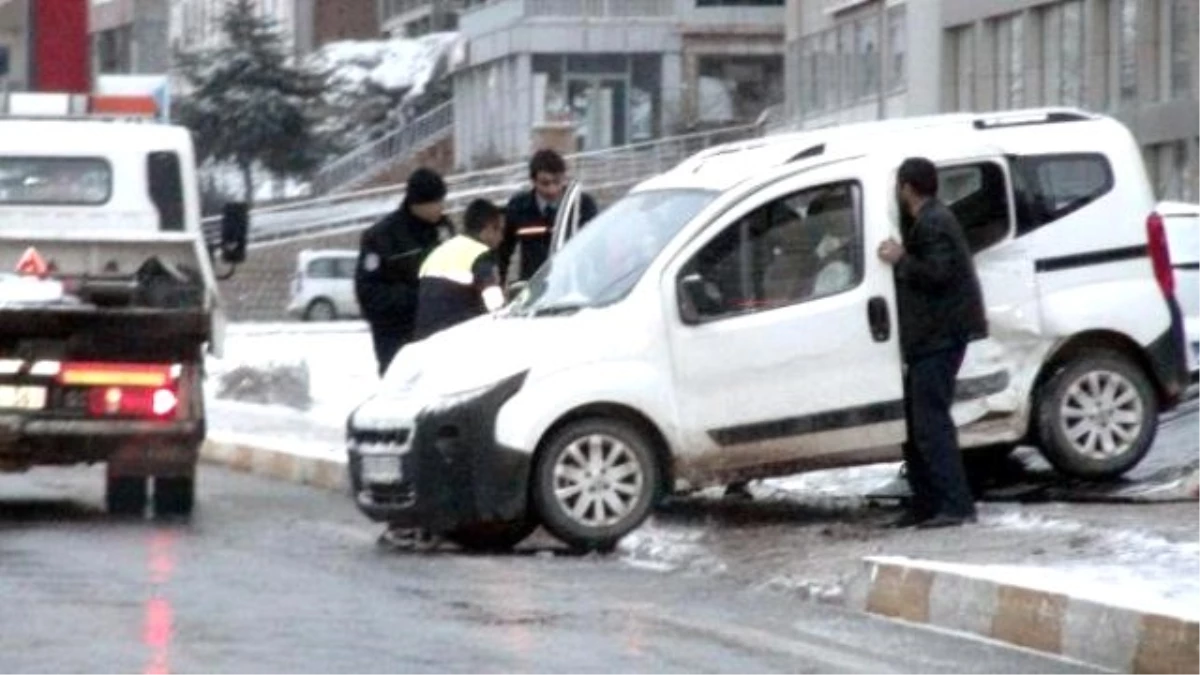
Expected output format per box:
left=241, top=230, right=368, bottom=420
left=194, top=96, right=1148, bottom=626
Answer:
left=308, top=32, right=459, bottom=96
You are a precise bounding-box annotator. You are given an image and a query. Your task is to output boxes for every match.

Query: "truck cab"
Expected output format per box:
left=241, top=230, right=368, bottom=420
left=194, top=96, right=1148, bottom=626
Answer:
left=0, top=95, right=246, bottom=517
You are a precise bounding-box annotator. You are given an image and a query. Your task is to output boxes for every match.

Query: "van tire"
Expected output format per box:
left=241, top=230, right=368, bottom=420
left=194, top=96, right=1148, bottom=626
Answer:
left=532, top=418, right=659, bottom=552
left=446, top=520, right=537, bottom=553
left=1036, top=351, right=1158, bottom=480
left=304, top=298, right=337, bottom=322
left=153, top=476, right=195, bottom=517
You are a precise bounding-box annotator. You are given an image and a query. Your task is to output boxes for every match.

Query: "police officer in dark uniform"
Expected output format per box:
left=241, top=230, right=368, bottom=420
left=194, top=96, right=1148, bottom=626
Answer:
left=413, top=199, right=506, bottom=341
left=497, top=149, right=598, bottom=284
left=354, top=168, right=452, bottom=376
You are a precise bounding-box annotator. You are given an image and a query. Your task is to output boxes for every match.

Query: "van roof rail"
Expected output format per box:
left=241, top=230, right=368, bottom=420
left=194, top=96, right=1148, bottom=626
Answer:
left=973, top=110, right=1091, bottom=130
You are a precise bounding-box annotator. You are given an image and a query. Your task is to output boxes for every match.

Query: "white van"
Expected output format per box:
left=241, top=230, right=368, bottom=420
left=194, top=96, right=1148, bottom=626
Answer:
left=346, top=109, right=1190, bottom=552
left=286, top=249, right=360, bottom=321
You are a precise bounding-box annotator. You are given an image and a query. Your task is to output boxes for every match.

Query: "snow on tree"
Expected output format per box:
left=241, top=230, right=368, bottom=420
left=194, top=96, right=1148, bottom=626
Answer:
left=174, top=0, right=327, bottom=206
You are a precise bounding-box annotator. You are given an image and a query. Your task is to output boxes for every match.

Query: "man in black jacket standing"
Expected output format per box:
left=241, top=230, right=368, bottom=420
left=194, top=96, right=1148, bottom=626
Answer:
left=878, top=157, right=988, bottom=529
left=498, top=149, right=598, bottom=284
left=355, top=168, right=452, bottom=376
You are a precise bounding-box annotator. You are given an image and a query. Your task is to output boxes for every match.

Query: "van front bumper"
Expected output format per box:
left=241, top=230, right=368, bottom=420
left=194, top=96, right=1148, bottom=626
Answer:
left=346, top=372, right=531, bottom=531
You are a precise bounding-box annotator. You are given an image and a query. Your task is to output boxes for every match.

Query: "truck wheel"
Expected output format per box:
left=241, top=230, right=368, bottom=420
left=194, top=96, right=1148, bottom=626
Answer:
left=107, top=476, right=147, bottom=516
left=532, top=418, right=659, bottom=552
left=446, top=520, right=537, bottom=553
left=1036, top=351, right=1158, bottom=480
left=304, top=299, right=336, bottom=322
left=154, top=476, right=195, bottom=517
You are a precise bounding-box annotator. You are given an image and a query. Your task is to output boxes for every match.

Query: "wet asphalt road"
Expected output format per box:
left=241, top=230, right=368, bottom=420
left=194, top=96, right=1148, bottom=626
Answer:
left=0, top=466, right=1097, bottom=674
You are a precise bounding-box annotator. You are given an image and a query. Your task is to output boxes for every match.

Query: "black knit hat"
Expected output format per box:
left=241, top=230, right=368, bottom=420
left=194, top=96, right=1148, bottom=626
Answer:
left=405, top=168, right=447, bottom=205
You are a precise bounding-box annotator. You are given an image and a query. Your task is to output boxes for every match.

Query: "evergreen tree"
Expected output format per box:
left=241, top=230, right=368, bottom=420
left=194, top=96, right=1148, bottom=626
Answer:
left=174, top=0, right=328, bottom=206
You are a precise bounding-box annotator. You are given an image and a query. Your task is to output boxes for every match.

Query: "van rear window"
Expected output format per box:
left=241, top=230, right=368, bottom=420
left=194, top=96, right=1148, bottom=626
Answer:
left=0, top=157, right=112, bottom=206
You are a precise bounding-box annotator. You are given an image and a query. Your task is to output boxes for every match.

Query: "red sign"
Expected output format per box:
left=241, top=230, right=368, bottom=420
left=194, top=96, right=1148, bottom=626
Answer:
left=31, top=0, right=91, bottom=93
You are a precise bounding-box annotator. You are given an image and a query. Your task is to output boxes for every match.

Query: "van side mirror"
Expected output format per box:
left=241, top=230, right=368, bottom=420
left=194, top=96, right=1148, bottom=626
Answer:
left=678, top=273, right=706, bottom=324
left=220, top=202, right=249, bottom=265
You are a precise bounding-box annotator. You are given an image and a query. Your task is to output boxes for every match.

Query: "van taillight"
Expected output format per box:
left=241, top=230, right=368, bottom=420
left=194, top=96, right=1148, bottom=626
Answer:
left=87, top=386, right=179, bottom=419
left=1146, top=212, right=1175, bottom=297
left=55, top=362, right=181, bottom=419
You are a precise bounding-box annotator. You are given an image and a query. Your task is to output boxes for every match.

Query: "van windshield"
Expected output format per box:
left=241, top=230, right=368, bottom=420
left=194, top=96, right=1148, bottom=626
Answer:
left=510, top=189, right=716, bottom=316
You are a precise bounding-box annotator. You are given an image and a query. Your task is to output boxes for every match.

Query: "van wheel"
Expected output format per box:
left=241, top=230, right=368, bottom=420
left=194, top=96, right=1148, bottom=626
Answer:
left=1036, top=352, right=1157, bottom=480
left=304, top=299, right=336, bottom=322
left=446, top=520, right=537, bottom=553
left=153, top=476, right=195, bottom=517
left=532, top=418, right=659, bottom=552
left=107, top=476, right=147, bottom=516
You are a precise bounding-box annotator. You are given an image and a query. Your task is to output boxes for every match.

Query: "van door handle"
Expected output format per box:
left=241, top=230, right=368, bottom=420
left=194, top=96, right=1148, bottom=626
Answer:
left=867, top=296, right=891, bottom=342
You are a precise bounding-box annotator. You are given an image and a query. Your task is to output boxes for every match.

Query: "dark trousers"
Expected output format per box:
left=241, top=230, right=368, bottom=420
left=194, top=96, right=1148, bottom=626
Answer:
left=902, top=345, right=976, bottom=519
left=370, top=326, right=409, bottom=377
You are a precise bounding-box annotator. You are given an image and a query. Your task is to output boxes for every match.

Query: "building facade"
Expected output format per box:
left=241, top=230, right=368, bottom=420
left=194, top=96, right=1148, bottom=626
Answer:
left=450, top=0, right=785, bottom=169
left=90, top=0, right=171, bottom=75
left=379, top=0, right=485, bottom=37
left=783, top=0, right=1199, bottom=201
left=0, top=0, right=30, bottom=92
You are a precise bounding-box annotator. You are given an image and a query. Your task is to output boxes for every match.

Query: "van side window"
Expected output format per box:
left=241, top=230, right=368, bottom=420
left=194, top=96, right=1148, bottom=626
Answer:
left=335, top=257, right=357, bottom=278
left=307, top=258, right=337, bottom=279
left=1010, top=153, right=1114, bottom=235
left=937, top=162, right=1012, bottom=253
left=680, top=181, right=862, bottom=322
left=147, top=151, right=185, bottom=232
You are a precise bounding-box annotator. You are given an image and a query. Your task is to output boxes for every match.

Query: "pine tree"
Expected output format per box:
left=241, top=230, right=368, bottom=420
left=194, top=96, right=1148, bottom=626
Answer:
left=174, top=0, right=328, bottom=206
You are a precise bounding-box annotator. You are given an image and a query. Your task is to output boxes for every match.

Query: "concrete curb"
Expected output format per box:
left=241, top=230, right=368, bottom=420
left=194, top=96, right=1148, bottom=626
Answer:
left=201, top=438, right=348, bottom=493
left=849, top=557, right=1199, bottom=673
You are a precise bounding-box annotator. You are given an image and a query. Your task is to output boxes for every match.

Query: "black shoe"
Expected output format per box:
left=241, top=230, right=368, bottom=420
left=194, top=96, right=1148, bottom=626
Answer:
left=724, top=482, right=753, bottom=500
left=917, top=513, right=977, bottom=530
left=883, top=511, right=932, bottom=529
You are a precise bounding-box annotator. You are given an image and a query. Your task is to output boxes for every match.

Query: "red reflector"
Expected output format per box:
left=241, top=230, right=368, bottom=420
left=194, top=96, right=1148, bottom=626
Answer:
left=1147, top=212, right=1175, bottom=297
left=58, top=362, right=175, bottom=388
left=87, top=386, right=178, bottom=418
left=16, top=247, right=49, bottom=277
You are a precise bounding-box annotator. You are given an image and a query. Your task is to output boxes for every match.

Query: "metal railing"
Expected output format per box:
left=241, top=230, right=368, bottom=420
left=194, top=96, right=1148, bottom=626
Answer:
left=311, top=101, right=455, bottom=195
left=202, top=114, right=771, bottom=251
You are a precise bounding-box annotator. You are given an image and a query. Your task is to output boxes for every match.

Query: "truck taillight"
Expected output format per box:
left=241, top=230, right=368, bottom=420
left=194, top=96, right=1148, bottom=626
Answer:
left=87, top=386, right=178, bottom=419
left=1147, top=212, right=1175, bottom=298
left=57, top=362, right=176, bottom=388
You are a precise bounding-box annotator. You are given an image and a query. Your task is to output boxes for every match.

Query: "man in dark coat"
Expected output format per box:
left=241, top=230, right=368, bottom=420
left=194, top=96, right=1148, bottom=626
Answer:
left=497, top=149, right=598, bottom=284
left=354, top=168, right=452, bottom=376
left=878, top=157, right=988, bottom=529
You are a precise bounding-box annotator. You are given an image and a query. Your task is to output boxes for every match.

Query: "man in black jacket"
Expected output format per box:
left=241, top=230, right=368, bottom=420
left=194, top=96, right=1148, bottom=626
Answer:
left=355, top=168, right=452, bottom=376
left=498, top=149, right=598, bottom=284
left=878, top=157, right=988, bottom=529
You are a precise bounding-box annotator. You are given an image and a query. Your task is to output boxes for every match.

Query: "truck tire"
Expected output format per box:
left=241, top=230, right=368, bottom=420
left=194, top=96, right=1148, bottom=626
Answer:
left=532, top=418, right=659, bottom=552
left=446, top=520, right=537, bottom=553
left=1036, top=351, right=1158, bottom=480
left=154, top=476, right=195, bottom=517
left=107, top=476, right=147, bottom=516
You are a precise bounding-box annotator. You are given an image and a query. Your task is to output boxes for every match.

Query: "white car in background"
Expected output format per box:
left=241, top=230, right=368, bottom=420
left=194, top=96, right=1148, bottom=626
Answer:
left=286, top=249, right=361, bottom=321
left=1159, top=201, right=1199, bottom=378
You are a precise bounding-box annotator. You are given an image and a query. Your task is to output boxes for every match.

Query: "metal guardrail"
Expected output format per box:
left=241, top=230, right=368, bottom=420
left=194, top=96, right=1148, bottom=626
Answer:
left=311, top=101, right=455, bottom=195
left=202, top=117, right=769, bottom=249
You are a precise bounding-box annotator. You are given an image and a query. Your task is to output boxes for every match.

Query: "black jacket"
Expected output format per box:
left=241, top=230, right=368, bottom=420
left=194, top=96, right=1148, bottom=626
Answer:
left=895, top=200, right=988, bottom=359
left=498, top=188, right=598, bottom=284
left=354, top=205, right=451, bottom=335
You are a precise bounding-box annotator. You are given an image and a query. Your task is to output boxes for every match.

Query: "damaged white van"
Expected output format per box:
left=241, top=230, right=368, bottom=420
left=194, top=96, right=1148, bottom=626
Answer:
left=347, top=109, right=1190, bottom=552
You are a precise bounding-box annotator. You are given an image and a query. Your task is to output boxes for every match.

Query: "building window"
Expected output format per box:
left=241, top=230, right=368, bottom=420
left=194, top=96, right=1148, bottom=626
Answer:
left=1116, top=0, right=1138, bottom=104
left=857, top=16, right=879, bottom=100
left=1040, top=0, right=1084, bottom=106
left=950, top=25, right=975, bottom=111
left=821, top=29, right=837, bottom=111
left=993, top=13, right=1025, bottom=110
left=1170, top=0, right=1195, bottom=99
left=887, top=5, right=906, bottom=93
left=838, top=22, right=855, bottom=107
left=695, top=0, right=785, bottom=5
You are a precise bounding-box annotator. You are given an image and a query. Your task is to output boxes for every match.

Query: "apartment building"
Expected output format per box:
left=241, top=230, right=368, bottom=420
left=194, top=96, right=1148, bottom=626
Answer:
left=783, top=0, right=1199, bottom=201
left=170, top=0, right=376, bottom=57
left=91, top=0, right=171, bottom=75
left=379, top=0, right=486, bottom=37
left=450, top=0, right=786, bottom=169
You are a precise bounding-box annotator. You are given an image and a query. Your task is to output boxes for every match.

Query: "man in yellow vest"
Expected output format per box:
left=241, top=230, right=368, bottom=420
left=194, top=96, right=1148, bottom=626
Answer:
left=413, top=198, right=507, bottom=341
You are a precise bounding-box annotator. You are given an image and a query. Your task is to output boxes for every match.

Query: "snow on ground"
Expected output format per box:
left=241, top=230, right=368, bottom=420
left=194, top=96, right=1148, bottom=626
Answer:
left=308, top=33, right=458, bottom=101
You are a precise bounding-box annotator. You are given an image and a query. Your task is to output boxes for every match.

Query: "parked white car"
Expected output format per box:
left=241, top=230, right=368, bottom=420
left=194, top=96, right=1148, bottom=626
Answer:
left=286, top=249, right=360, bottom=321
left=1158, top=201, right=1199, bottom=378
left=347, top=109, right=1191, bottom=552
